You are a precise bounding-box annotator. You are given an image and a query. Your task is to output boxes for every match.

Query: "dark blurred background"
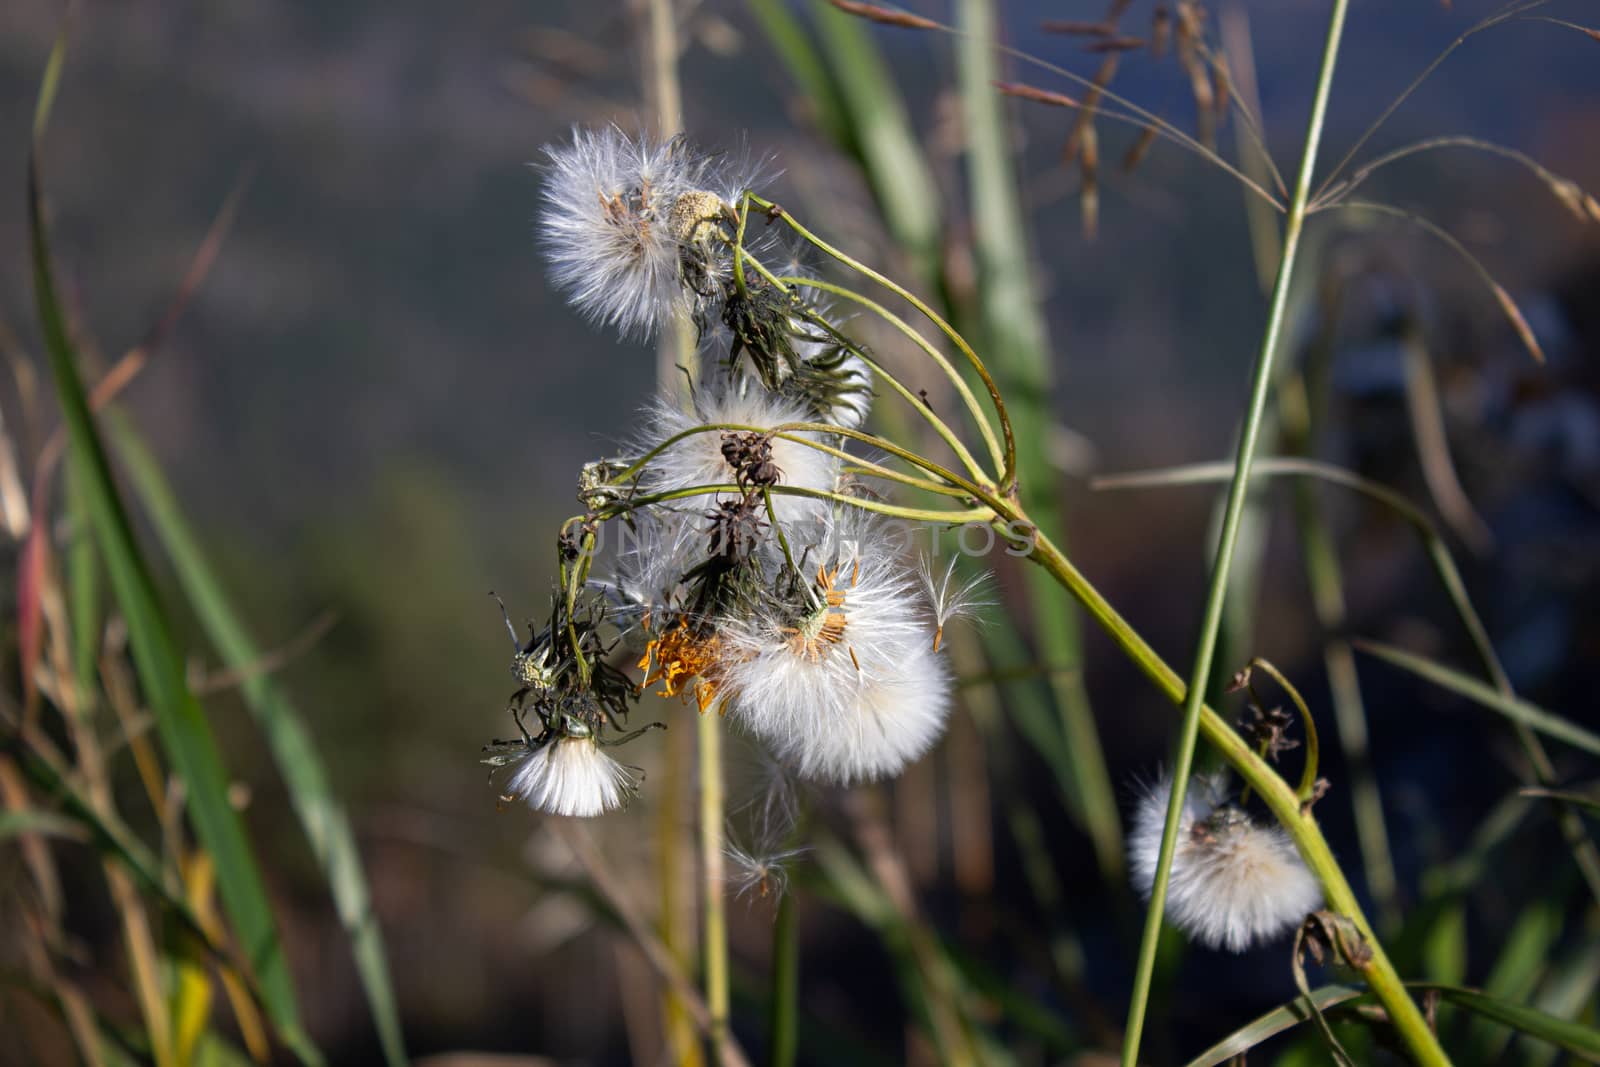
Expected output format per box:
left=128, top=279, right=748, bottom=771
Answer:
left=2, top=0, right=1598, bottom=1063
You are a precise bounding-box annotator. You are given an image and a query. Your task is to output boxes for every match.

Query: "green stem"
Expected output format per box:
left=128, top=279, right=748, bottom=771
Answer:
left=768, top=892, right=798, bottom=1067
left=1013, top=525, right=1449, bottom=1066
left=601, top=483, right=995, bottom=526
left=699, top=709, right=729, bottom=1062
left=1115, top=5, right=1442, bottom=1065
left=762, top=487, right=818, bottom=609
left=774, top=271, right=997, bottom=482
left=611, top=419, right=980, bottom=498
left=746, top=194, right=1018, bottom=491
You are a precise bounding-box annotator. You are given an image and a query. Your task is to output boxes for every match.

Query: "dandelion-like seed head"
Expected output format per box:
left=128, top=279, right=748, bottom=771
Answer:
left=506, top=723, right=641, bottom=818
left=721, top=520, right=953, bottom=784
left=539, top=126, right=740, bottom=340
left=1127, top=771, right=1322, bottom=952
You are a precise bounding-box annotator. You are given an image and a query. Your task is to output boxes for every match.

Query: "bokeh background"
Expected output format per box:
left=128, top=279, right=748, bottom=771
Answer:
left=2, top=0, right=1599, bottom=1063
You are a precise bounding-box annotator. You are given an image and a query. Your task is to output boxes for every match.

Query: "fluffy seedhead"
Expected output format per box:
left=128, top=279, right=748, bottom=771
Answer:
left=1127, top=771, right=1322, bottom=952
left=539, top=126, right=747, bottom=339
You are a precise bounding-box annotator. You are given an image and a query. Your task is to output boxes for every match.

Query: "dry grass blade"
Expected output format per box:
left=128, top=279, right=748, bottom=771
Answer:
left=1329, top=200, right=1545, bottom=363
left=993, top=81, right=1078, bottom=109
left=1080, top=124, right=1100, bottom=241
left=1122, top=123, right=1159, bottom=173
left=1063, top=55, right=1118, bottom=165
left=1152, top=5, right=1171, bottom=57
left=1316, top=135, right=1599, bottom=219
left=1085, top=36, right=1146, bottom=54
left=1398, top=323, right=1494, bottom=552
left=828, top=0, right=938, bottom=31
left=189, top=609, right=339, bottom=696
left=1040, top=19, right=1113, bottom=36
left=1211, top=51, right=1232, bottom=125
left=983, top=48, right=1281, bottom=209
left=1515, top=15, right=1600, bottom=44
left=1314, top=0, right=1553, bottom=201
left=1518, top=786, right=1600, bottom=816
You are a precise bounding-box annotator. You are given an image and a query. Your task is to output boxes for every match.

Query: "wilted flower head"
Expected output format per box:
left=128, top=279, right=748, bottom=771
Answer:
left=506, top=727, right=641, bottom=818
left=720, top=520, right=953, bottom=784
left=637, top=384, right=840, bottom=526
left=539, top=126, right=742, bottom=339
left=1128, top=771, right=1322, bottom=952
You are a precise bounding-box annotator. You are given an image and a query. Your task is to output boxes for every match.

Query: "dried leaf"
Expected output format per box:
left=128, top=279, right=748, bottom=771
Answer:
left=993, top=81, right=1080, bottom=109
left=828, top=0, right=938, bottom=31
left=1040, top=19, right=1113, bottom=36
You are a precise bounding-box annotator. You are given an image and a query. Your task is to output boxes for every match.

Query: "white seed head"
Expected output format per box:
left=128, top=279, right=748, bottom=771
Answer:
left=507, top=737, right=639, bottom=817
left=636, top=385, right=840, bottom=526
left=1127, top=771, right=1322, bottom=953
left=720, top=524, right=953, bottom=784
left=538, top=126, right=729, bottom=340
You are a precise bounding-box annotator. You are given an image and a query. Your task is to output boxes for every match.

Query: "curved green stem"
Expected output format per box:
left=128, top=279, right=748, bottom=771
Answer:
left=778, top=272, right=1002, bottom=480
left=746, top=193, right=1018, bottom=492
left=610, top=420, right=983, bottom=500
left=602, top=483, right=995, bottom=526
left=731, top=244, right=995, bottom=484
left=762, top=486, right=818, bottom=609
left=732, top=193, right=751, bottom=301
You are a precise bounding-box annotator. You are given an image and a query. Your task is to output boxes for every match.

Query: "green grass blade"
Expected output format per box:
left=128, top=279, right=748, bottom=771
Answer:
left=28, top=139, right=320, bottom=1065
left=1467, top=888, right=1565, bottom=1055
left=1521, top=938, right=1600, bottom=1067
left=1185, top=980, right=1600, bottom=1064
left=110, top=418, right=408, bottom=1067
left=812, top=1, right=942, bottom=280
left=954, top=0, right=1121, bottom=883
left=0, top=809, right=89, bottom=842
left=1182, top=985, right=1367, bottom=1066
left=1432, top=985, right=1600, bottom=1058
left=745, top=0, right=849, bottom=145
left=1355, top=639, right=1600, bottom=758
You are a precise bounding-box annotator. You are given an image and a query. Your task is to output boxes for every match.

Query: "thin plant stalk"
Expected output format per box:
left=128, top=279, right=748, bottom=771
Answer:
left=699, top=708, right=730, bottom=1062
left=1116, top=5, right=1409, bottom=1065
left=642, top=0, right=709, bottom=1053
left=768, top=892, right=798, bottom=1067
